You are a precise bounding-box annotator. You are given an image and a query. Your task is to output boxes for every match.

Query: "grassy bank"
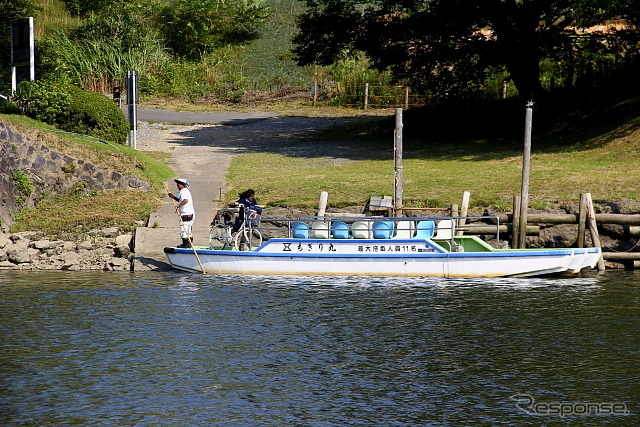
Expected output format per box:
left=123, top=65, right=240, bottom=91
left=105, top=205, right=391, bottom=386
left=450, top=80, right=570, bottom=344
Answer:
left=2, top=114, right=174, bottom=236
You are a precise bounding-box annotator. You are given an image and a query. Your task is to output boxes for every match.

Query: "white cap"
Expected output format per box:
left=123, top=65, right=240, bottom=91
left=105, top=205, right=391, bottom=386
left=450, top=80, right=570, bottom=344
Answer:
left=174, top=178, right=189, bottom=187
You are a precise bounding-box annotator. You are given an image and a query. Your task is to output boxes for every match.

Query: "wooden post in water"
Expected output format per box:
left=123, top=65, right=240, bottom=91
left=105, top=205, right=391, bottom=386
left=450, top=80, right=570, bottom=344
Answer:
left=585, top=193, right=605, bottom=271
left=393, top=108, right=404, bottom=216
left=456, top=191, right=471, bottom=236
left=518, top=101, right=534, bottom=248
left=577, top=193, right=589, bottom=248
left=511, top=196, right=521, bottom=250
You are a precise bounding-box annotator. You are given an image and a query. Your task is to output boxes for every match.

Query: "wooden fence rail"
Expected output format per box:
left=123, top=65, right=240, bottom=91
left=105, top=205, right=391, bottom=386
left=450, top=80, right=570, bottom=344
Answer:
left=490, top=213, right=640, bottom=226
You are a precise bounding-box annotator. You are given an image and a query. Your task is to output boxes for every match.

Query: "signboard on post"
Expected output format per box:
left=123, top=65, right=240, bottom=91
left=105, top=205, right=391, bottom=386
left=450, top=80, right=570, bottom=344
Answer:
left=10, top=17, right=35, bottom=92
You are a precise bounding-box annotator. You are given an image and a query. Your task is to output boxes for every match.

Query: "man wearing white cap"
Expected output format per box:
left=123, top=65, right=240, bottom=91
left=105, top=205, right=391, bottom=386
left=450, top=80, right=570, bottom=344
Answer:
left=168, top=178, right=195, bottom=247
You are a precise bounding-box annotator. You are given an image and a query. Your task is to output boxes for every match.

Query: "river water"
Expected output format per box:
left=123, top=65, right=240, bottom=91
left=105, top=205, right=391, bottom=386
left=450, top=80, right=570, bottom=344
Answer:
left=1, top=270, right=638, bottom=425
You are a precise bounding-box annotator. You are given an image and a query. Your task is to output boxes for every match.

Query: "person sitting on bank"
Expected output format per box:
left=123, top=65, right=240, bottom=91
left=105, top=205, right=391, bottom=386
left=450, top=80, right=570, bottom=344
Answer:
left=168, top=178, right=195, bottom=248
left=234, top=189, right=262, bottom=232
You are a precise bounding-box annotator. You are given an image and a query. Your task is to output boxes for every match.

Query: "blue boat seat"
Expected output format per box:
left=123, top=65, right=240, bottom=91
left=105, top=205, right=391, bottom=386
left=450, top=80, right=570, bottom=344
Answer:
left=351, top=221, right=372, bottom=239
left=309, top=221, right=330, bottom=239
left=372, top=221, right=394, bottom=239
left=393, top=220, right=415, bottom=239
left=414, top=220, right=435, bottom=239
left=292, top=221, right=309, bottom=239
left=331, top=221, right=350, bottom=239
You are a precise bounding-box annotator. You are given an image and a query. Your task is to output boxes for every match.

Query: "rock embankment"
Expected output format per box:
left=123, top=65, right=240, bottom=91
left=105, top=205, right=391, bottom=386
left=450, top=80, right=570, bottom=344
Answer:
left=0, top=228, right=133, bottom=271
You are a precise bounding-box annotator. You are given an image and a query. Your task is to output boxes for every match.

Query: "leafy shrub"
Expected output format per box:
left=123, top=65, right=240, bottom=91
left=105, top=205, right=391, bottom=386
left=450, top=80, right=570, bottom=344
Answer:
left=0, top=99, right=20, bottom=114
left=161, top=0, right=270, bottom=59
left=12, top=169, right=34, bottom=196
left=60, top=86, right=129, bottom=144
left=14, top=81, right=72, bottom=124
left=14, top=81, right=129, bottom=144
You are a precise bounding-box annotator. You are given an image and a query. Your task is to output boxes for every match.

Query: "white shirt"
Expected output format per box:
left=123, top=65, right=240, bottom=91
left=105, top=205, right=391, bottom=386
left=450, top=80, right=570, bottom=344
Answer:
left=177, top=187, right=195, bottom=216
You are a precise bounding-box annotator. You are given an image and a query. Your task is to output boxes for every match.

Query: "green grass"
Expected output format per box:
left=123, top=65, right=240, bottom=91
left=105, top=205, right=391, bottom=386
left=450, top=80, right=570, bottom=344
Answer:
left=10, top=191, right=161, bottom=237
left=2, top=113, right=174, bottom=236
left=224, top=105, right=640, bottom=211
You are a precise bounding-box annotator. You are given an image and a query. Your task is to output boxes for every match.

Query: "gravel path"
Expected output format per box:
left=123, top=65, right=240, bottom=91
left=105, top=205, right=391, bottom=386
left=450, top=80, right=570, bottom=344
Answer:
left=135, top=115, right=386, bottom=160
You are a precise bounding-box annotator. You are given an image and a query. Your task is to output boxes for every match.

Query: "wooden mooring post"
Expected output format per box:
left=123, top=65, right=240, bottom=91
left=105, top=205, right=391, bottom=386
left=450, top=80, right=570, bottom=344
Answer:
left=518, top=101, right=534, bottom=249
left=577, top=194, right=588, bottom=248
left=585, top=193, right=605, bottom=271
left=393, top=108, right=403, bottom=216
left=317, top=191, right=328, bottom=218
left=511, top=196, right=521, bottom=249
left=456, top=191, right=471, bottom=236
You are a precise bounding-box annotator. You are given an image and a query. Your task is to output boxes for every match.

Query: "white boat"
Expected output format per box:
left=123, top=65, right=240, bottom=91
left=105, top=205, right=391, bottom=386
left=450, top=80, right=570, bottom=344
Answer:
left=164, top=215, right=602, bottom=278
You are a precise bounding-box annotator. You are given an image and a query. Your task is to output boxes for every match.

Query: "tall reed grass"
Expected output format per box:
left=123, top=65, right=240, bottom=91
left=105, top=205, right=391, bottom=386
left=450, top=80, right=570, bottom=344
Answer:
left=40, top=30, right=171, bottom=94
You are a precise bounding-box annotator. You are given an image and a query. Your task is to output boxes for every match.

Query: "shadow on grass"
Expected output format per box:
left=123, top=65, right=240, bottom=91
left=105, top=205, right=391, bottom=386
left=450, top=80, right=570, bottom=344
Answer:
left=157, top=93, right=640, bottom=163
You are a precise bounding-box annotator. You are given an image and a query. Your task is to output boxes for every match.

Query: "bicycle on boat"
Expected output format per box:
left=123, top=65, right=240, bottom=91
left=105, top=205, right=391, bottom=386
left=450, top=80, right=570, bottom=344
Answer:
left=209, top=204, right=263, bottom=251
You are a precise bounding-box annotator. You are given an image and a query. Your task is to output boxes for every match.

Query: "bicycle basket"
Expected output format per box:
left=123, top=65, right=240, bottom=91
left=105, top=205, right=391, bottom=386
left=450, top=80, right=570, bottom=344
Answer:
left=212, top=207, right=239, bottom=225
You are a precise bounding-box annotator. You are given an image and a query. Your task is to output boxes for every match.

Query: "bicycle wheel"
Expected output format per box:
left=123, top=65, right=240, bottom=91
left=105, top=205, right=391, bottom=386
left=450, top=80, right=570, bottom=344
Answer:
left=210, top=223, right=232, bottom=248
left=234, top=226, right=263, bottom=251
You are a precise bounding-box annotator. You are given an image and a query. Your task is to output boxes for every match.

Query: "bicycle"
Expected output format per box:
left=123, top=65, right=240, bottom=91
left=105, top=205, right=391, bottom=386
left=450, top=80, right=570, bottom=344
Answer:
left=209, top=205, right=263, bottom=251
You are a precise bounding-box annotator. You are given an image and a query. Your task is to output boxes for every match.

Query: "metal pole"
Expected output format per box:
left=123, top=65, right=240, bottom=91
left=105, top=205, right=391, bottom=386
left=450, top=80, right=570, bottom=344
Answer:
left=11, top=67, right=17, bottom=94
left=28, top=17, right=35, bottom=81
left=518, top=101, right=534, bottom=248
left=394, top=108, right=403, bottom=216
left=127, top=71, right=138, bottom=149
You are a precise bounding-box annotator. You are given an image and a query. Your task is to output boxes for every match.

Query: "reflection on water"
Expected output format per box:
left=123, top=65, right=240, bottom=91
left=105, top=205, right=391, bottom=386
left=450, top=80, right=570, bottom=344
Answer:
left=1, top=271, right=638, bottom=425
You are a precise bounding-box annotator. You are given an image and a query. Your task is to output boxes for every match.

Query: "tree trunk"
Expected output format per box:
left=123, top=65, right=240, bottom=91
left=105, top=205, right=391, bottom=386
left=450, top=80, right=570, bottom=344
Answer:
left=489, top=2, right=543, bottom=99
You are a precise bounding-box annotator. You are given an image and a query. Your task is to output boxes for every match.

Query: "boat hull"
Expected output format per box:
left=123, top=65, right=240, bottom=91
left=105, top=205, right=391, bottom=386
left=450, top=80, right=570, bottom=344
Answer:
left=164, top=239, right=601, bottom=278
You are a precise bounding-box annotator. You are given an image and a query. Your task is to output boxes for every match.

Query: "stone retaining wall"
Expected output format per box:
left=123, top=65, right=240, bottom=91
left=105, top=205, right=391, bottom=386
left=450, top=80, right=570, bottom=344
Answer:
left=0, top=122, right=150, bottom=228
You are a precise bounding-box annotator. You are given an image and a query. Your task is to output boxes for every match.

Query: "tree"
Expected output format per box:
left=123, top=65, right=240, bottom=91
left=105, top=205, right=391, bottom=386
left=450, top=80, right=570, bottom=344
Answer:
left=161, top=0, right=271, bottom=59
left=293, top=0, right=639, bottom=99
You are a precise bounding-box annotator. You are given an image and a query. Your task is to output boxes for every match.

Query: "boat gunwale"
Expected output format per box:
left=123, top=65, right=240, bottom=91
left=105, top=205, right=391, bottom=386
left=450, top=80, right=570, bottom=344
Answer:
left=166, top=240, right=595, bottom=259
